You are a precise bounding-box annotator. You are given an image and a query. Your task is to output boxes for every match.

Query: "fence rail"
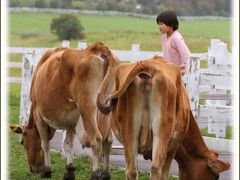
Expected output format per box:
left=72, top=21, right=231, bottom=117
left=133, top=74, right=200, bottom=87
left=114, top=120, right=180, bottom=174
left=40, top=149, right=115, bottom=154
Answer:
left=8, top=39, right=233, bottom=141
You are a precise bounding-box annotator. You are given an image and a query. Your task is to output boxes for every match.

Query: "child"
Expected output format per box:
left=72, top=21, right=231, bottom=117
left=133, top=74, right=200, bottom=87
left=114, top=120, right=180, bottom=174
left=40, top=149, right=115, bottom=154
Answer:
left=156, top=10, right=191, bottom=75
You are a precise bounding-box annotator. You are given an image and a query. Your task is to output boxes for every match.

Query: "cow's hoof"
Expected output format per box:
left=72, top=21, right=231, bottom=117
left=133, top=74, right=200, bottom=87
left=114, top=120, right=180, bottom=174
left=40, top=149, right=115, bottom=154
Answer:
left=40, top=167, right=52, bottom=178
left=63, top=163, right=75, bottom=180
left=90, top=169, right=101, bottom=180
left=101, top=170, right=110, bottom=180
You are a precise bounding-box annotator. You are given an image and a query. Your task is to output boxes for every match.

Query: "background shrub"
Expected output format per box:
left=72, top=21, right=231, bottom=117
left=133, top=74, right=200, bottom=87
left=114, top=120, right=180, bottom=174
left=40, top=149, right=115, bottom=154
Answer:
left=9, top=0, right=21, bottom=7
left=34, top=0, right=48, bottom=8
left=50, top=14, right=84, bottom=40
left=49, top=0, right=60, bottom=8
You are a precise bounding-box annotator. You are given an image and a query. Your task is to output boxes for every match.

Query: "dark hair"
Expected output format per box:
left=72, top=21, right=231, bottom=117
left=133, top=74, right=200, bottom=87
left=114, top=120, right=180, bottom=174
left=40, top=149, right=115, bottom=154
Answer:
left=156, top=11, right=179, bottom=31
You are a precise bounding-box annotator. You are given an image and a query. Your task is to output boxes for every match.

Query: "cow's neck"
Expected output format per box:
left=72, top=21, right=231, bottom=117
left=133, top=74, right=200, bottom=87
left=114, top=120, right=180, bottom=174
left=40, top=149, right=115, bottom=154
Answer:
left=183, top=112, right=210, bottom=157
left=27, top=121, right=41, bottom=140
left=175, top=146, right=200, bottom=180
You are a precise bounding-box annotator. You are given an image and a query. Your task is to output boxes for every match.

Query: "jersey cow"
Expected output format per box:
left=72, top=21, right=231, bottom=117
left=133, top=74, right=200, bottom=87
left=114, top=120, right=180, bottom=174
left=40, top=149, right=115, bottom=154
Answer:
left=97, top=56, right=230, bottom=180
left=143, top=111, right=230, bottom=180
left=10, top=42, right=118, bottom=180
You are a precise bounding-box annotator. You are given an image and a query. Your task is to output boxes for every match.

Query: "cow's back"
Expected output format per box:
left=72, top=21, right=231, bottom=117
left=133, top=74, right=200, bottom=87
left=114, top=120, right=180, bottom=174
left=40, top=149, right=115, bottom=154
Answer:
left=31, top=49, right=106, bottom=129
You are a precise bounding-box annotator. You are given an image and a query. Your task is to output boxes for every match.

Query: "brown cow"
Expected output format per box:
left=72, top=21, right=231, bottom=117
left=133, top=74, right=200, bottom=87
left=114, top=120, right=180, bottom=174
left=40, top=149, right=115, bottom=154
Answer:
left=143, top=111, right=230, bottom=180
left=97, top=56, right=230, bottom=180
left=10, top=42, right=118, bottom=180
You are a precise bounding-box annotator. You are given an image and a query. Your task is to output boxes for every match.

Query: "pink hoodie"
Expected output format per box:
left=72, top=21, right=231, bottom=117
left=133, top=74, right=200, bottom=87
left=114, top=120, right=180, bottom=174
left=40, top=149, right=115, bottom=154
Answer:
left=161, top=30, right=191, bottom=74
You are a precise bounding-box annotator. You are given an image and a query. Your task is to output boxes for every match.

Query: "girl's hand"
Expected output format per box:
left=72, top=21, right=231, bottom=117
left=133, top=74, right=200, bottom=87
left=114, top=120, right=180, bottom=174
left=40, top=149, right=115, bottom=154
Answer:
left=180, top=69, right=185, bottom=76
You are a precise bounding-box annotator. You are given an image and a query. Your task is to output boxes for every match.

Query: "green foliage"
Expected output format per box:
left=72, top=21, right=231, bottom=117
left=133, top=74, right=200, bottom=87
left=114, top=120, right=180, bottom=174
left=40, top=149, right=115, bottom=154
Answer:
left=34, top=0, right=48, bottom=8
left=9, top=0, right=35, bottom=7
left=8, top=0, right=231, bottom=16
left=9, top=0, right=21, bottom=7
left=49, top=0, right=60, bottom=8
left=95, top=0, right=136, bottom=12
left=60, top=0, right=72, bottom=8
left=196, top=1, right=213, bottom=16
left=50, top=14, right=84, bottom=40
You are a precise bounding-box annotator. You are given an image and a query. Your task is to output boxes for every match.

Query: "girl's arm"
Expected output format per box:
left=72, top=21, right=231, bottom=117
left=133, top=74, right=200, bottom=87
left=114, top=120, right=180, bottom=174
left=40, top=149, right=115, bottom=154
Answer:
left=173, top=35, right=191, bottom=74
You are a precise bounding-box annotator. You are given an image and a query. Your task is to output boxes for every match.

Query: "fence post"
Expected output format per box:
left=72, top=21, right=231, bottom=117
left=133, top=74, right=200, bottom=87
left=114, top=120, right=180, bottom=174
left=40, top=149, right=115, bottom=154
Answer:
left=62, top=40, right=70, bottom=48
left=207, top=39, right=230, bottom=105
left=19, top=52, right=34, bottom=125
left=206, top=39, right=231, bottom=138
left=185, top=56, right=200, bottom=119
left=131, top=44, right=140, bottom=52
left=78, top=42, right=87, bottom=49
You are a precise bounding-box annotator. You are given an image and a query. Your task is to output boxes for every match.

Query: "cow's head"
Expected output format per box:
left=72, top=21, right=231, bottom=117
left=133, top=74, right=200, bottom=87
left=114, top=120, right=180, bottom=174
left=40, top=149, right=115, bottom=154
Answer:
left=10, top=124, right=45, bottom=173
left=176, top=147, right=230, bottom=180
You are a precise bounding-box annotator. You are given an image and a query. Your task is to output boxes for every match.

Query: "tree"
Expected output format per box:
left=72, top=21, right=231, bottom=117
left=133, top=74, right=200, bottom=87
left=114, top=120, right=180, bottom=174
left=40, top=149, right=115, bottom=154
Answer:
left=34, top=0, right=48, bottom=8
left=60, top=0, right=72, bottom=8
left=50, top=14, right=84, bottom=40
left=49, top=0, right=60, bottom=8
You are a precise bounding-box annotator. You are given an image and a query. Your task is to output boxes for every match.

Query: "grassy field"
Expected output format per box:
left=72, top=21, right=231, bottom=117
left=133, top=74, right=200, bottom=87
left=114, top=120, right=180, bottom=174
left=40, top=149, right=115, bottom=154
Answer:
left=9, top=12, right=231, bottom=52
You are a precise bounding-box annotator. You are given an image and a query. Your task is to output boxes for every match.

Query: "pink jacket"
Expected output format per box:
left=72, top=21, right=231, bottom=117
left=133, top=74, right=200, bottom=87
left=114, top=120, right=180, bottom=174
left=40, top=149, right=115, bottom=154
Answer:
left=161, top=31, right=191, bottom=74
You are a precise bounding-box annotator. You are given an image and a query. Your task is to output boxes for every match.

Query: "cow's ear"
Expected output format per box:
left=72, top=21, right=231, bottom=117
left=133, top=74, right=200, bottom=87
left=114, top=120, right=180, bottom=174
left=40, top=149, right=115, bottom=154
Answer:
left=211, top=150, right=219, bottom=158
left=9, top=124, right=24, bottom=134
left=208, top=159, right=231, bottom=175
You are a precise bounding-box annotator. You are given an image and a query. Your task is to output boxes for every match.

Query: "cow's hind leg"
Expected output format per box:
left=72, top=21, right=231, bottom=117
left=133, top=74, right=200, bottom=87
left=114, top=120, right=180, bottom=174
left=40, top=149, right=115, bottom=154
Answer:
left=123, top=133, right=138, bottom=180
left=151, top=133, right=174, bottom=180
left=63, top=130, right=76, bottom=180
left=78, top=104, right=103, bottom=180
left=89, top=130, right=102, bottom=180
left=101, top=133, right=112, bottom=180
left=150, top=120, right=173, bottom=180
left=150, top=136, right=167, bottom=180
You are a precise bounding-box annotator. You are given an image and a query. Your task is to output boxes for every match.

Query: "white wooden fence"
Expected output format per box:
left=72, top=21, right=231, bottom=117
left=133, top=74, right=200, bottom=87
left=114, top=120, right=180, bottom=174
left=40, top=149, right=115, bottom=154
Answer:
left=8, top=39, right=233, bottom=139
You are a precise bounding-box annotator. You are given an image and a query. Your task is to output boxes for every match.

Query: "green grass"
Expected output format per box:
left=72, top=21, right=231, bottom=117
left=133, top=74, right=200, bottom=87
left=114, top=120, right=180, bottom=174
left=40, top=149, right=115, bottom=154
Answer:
left=8, top=54, right=22, bottom=62
left=8, top=68, right=22, bottom=77
left=9, top=12, right=231, bottom=52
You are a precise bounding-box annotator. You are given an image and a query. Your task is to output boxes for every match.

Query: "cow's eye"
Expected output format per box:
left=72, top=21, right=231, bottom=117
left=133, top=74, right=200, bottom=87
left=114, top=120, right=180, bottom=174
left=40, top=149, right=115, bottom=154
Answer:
left=20, top=139, right=24, bottom=145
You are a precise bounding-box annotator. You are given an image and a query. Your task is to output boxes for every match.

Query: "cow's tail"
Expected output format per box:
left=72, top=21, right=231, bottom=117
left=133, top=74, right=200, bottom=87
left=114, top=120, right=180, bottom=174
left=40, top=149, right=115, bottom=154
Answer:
left=111, top=63, right=156, bottom=99
left=97, top=61, right=156, bottom=114
left=96, top=44, right=118, bottom=115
